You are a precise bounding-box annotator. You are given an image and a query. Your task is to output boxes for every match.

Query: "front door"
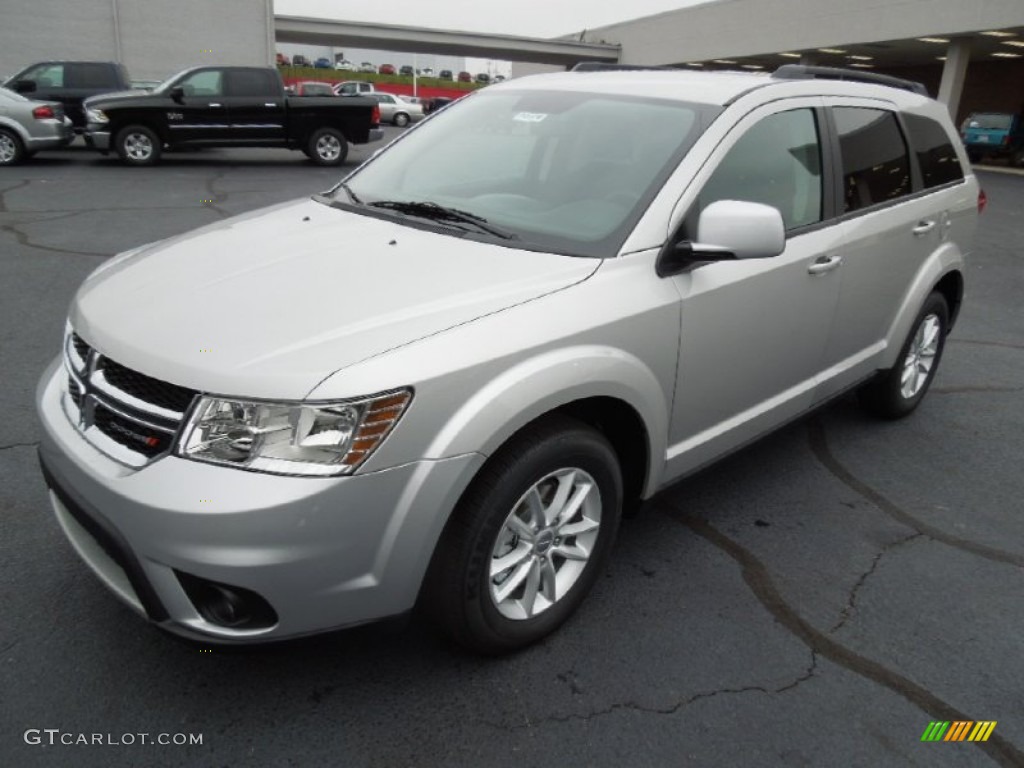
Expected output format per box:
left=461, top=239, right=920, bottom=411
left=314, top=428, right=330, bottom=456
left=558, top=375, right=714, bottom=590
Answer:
left=664, top=102, right=843, bottom=479
left=166, top=69, right=228, bottom=144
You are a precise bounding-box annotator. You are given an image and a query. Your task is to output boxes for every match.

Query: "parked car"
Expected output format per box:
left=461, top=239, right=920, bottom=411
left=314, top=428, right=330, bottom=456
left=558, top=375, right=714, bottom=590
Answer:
left=379, top=64, right=396, bottom=75
left=0, top=86, right=74, bottom=164
left=420, top=68, right=435, bottom=77
left=359, top=62, right=376, bottom=73
left=475, top=73, right=491, bottom=84
left=37, top=65, right=979, bottom=654
left=457, top=71, right=472, bottom=82
left=292, top=81, right=335, bottom=97
left=276, top=53, right=291, bottom=67
left=333, top=80, right=375, bottom=97
left=399, top=65, right=414, bottom=77
left=494, top=75, right=506, bottom=83
left=369, top=92, right=424, bottom=127
left=960, top=112, right=1024, bottom=165
left=292, top=55, right=309, bottom=68
left=3, top=61, right=131, bottom=130
left=314, top=58, right=332, bottom=70
left=438, top=69, right=453, bottom=80
left=423, top=96, right=454, bottom=114
left=334, top=60, right=356, bottom=72
left=81, top=65, right=382, bottom=166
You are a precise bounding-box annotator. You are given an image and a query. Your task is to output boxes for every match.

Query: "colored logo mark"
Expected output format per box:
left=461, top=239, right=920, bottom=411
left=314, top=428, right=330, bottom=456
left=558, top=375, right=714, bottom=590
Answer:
left=921, top=721, right=997, bottom=742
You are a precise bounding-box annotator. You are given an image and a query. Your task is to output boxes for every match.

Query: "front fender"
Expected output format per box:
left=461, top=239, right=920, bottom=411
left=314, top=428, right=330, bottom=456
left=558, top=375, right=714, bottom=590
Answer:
left=424, top=345, right=669, bottom=496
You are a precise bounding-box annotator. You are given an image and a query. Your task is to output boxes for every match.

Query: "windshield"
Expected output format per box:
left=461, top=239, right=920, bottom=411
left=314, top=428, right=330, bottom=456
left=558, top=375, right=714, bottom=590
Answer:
left=965, top=113, right=1013, bottom=131
left=151, top=68, right=193, bottom=94
left=330, top=89, right=714, bottom=257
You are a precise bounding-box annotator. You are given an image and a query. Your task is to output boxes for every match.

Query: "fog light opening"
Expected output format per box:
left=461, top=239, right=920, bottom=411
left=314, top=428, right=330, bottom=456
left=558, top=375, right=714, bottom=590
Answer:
left=175, top=571, right=278, bottom=630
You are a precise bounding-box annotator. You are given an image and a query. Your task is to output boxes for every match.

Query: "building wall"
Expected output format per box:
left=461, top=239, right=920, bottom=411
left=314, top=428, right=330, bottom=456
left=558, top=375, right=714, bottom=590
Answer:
left=582, top=0, right=1024, bottom=65
left=1, top=0, right=274, bottom=82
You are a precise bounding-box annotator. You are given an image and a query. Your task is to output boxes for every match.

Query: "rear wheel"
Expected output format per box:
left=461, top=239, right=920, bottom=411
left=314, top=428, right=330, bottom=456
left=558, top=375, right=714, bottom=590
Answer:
left=858, top=292, right=949, bottom=419
left=0, top=128, right=25, bottom=166
left=115, top=125, right=161, bottom=166
left=393, top=112, right=410, bottom=127
left=306, top=127, right=348, bottom=166
left=424, top=416, right=623, bottom=654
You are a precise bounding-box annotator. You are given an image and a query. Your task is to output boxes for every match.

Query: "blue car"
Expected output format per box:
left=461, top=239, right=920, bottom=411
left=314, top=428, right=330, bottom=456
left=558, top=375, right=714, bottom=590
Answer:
left=961, top=112, right=1024, bottom=166
left=314, top=58, right=332, bottom=69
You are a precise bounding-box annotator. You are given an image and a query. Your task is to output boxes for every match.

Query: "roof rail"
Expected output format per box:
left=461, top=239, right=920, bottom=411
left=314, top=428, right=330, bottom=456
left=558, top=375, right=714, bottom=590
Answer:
left=771, top=64, right=929, bottom=96
left=571, top=62, right=679, bottom=72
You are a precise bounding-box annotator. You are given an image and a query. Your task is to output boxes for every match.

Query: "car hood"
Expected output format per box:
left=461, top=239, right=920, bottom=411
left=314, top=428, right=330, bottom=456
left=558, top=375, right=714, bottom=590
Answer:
left=71, top=198, right=598, bottom=400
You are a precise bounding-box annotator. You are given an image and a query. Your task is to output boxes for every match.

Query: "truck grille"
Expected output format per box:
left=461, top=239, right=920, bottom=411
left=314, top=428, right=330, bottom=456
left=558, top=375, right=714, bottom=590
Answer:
left=63, top=331, right=199, bottom=465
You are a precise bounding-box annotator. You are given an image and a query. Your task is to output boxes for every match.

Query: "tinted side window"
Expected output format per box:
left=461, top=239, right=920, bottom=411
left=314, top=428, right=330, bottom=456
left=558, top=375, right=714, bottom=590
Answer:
left=834, top=107, right=911, bottom=212
left=178, top=70, right=223, bottom=97
left=228, top=70, right=277, bottom=98
left=23, top=64, right=64, bottom=88
left=902, top=114, right=964, bottom=189
left=67, top=64, right=118, bottom=89
left=698, top=109, right=822, bottom=231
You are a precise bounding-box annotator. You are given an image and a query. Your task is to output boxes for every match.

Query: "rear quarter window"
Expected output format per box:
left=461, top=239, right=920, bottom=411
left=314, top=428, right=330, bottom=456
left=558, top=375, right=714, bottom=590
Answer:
left=902, top=113, right=964, bottom=188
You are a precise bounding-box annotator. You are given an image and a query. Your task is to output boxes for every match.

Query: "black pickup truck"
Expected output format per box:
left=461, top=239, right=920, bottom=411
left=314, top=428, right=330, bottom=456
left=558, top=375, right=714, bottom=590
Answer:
left=82, top=66, right=383, bottom=166
left=3, top=61, right=132, bottom=130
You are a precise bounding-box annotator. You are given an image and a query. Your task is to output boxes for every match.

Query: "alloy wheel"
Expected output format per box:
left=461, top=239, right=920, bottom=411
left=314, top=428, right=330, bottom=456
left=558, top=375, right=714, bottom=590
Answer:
left=900, top=313, right=941, bottom=399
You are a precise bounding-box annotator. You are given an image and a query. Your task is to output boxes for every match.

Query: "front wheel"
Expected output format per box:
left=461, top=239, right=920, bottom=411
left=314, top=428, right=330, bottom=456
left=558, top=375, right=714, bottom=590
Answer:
left=0, top=128, right=26, bottom=166
left=115, top=125, right=161, bottom=166
left=393, top=112, right=410, bottom=127
left=858, top=292, right=949, bottom=419
left=306, top=127, right=348, bottom=166
left=424, top=416, right=623, bottom=654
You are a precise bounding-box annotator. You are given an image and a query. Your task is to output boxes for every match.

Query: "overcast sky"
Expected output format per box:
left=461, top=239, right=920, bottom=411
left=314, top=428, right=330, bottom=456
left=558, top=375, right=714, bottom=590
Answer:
left=273, top=0, right=714, bottom=39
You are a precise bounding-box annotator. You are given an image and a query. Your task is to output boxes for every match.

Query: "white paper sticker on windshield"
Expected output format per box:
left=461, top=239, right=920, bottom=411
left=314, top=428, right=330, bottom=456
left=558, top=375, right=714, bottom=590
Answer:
left=513, top=112, right=548, bottom=123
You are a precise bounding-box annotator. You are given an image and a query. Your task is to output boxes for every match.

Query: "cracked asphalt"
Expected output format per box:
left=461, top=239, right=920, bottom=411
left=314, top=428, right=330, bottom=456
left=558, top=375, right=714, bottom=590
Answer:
left=1, top=138, right=1022, bottom=767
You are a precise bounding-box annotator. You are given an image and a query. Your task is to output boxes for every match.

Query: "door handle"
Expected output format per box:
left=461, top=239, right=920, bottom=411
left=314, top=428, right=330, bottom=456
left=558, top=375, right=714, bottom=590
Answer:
left=912, top=220, right=936, bottom=236
left=807, top=255, right=843, bottom=275
left=208, top=102, right=223, bottom=108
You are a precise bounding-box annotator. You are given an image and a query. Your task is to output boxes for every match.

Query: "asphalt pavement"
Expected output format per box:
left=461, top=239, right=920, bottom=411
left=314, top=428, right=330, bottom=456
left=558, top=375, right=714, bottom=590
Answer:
left=1, top=136, right=1022, bottom=767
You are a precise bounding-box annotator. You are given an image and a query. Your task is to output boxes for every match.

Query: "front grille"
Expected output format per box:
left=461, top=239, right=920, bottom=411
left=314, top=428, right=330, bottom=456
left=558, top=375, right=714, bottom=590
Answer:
left=63, top=331, right=199, bottom=464
left=99, top=357, right=197, bottom=413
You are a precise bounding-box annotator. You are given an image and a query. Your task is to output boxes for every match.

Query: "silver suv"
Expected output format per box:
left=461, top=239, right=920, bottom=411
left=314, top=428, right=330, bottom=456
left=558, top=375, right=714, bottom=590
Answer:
left=37, top=65, right=979, bottom=653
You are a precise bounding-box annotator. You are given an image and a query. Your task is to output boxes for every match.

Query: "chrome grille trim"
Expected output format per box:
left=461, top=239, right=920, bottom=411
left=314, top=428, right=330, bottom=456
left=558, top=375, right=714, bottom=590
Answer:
left=61, top=329, right=200, bottom=464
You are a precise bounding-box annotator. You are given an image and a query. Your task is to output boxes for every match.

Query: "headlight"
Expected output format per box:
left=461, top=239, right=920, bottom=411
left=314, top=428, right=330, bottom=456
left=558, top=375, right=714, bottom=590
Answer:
left=177, top=390, right=412, bottom=476
left=86, top=107, right=109, bottom=124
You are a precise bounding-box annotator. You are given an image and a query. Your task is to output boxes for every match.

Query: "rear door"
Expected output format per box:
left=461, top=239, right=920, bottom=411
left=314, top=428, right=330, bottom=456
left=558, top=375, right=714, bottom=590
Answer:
left=224, top=68, right=285, bottom=143
left=813, top=101, right=960, bottom=399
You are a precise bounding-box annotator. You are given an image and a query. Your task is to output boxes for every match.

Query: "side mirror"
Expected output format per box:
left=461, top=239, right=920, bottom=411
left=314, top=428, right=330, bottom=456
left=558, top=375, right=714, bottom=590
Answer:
left=169, top=85, right=185, bottom=103
left=657, top=200, right=785, bottom=277
left=14, top=79, right=37, bottom=94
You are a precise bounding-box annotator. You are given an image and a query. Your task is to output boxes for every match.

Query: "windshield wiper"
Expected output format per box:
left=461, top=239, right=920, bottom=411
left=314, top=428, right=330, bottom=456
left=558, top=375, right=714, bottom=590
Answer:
left=368, top=200, right=518, bottom=240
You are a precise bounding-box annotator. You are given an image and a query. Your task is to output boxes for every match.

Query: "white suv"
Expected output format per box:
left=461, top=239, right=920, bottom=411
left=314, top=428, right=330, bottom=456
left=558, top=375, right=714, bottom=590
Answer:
left=37, top=65, right=979, bottom=653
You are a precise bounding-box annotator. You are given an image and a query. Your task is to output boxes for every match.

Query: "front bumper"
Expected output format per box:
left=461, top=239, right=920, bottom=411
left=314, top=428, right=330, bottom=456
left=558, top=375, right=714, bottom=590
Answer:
left=84, top=126, right=111, bottom=152
left=36, top=357, right=484, bottom=643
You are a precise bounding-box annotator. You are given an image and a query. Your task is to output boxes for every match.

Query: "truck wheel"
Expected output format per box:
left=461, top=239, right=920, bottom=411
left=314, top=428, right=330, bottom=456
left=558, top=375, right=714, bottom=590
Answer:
left=307, top=128, right=348, bottom=166
left=424, top=416, right=623, bottom=654
left=0, top=128, right=25, bottom=165
left=116, top=125, right=161, bottom=166
left=858, top=292, right=949, bottom=419
left=393, top=112, right=410, bottom=127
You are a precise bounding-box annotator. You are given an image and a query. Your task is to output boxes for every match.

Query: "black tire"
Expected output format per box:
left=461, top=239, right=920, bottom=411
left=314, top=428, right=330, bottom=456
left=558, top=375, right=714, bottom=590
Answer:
left=393, top=112, right=410, bottom=127
left=858, top=292, right=949, bottom=419
left=424, top=416, right=623, bottom=654
left=115, top=125, right=161, bottom=166
left=0, top=127, right=26, bottom=166
left=306, top=127, right=348, bottom=166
